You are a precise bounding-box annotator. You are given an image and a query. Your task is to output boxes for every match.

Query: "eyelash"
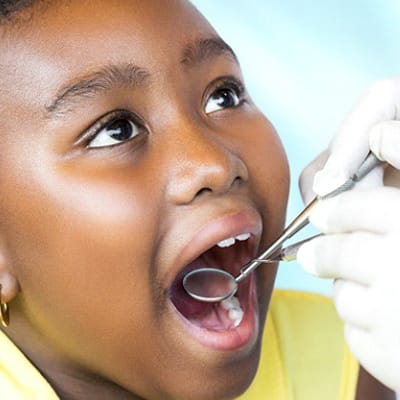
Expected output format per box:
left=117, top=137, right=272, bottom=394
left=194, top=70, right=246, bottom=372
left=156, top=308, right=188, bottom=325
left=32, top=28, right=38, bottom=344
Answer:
left=78, top=76, right=246, bottom=150
left=81, top=110, right=145, bottom=149
left=204, top=76, right=246, bottom=114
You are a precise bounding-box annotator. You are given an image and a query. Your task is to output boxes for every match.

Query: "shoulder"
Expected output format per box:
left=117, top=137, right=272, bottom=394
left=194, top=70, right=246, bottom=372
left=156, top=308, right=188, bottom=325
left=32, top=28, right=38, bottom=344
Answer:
left=269, top=289, right=343, bottom=340
left=270, top=288, right=335, bottom=310
left=269, top=289, right=351, bottom=365
left=0, top=330, right=59, bottom=399
left=269, top=290, right=395, bottom=400
left=267, top=290, right=359, bottom=400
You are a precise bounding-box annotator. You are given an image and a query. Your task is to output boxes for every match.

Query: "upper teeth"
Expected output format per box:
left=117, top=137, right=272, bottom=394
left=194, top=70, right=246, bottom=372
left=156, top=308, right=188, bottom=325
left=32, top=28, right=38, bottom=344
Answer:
left=217, top=233, right=250, bottom=248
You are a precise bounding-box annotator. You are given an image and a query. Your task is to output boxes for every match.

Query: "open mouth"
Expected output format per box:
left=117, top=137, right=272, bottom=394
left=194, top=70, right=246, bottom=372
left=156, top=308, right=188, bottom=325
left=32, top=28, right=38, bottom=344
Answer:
left=168, top=233, right=255, bottom=331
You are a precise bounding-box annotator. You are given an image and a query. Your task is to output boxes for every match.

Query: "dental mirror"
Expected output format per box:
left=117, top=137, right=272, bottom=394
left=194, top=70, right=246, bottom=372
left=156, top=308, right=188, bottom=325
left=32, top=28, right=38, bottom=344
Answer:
left=183, top=152, right=381, bottom=303
left=183, top=237, right=309, bottom=302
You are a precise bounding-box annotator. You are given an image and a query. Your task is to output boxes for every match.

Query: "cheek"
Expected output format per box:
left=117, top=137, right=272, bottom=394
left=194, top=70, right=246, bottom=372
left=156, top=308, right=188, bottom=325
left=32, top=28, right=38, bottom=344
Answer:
left=237, top=115, right=290, bottom=229
left=236, top=115, right=289, bottom=303
left=1, top=162, right=163, bottom=344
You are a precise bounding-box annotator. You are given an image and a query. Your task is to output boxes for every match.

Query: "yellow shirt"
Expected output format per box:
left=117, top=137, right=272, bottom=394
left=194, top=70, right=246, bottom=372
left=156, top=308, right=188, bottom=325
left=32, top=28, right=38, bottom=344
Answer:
left=0, top=290, right=358, bottom=399
left=0, top=330, right=58, bottom=399
left=239, top=290, right=358, bottom=400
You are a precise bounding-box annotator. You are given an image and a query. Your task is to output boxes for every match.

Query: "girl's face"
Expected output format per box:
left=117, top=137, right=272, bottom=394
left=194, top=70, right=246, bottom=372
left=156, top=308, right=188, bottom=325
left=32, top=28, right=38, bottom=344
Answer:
left=0, top=1, right=289, bottom=399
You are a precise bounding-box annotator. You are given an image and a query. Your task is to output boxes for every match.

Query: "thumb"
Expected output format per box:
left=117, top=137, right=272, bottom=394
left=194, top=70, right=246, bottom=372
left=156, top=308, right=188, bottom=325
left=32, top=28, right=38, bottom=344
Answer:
left=369, top=120, right=400, bottom=169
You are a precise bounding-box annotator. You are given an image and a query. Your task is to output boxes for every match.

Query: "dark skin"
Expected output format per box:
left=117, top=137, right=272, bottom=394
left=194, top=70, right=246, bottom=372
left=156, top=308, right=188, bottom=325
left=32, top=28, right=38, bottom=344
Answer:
left=0, top=1, right=288, bottom=399
left=0, top=0, right=392, bottom=399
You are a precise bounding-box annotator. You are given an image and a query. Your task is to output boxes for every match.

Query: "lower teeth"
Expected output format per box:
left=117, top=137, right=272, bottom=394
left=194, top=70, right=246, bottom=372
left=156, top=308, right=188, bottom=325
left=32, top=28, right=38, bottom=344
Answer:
left=220, top=296, right=244, bottom=327
left=229, top=309, right=244, bottom=327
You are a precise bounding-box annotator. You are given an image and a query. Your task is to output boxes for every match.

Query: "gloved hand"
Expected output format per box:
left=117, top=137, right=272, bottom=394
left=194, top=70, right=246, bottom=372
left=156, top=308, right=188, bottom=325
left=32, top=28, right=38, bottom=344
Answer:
left=308, top=78, right=400, bottom=197
left=297, top=77, right=400, bottom=392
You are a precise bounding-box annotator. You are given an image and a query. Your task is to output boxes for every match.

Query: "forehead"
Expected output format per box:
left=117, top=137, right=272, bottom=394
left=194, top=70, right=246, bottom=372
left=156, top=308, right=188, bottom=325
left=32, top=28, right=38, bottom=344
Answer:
left=0, top=0, right=220, bottom=110
left=34, top=0, right=215, bottom=58
left=2, top=0, right=215, bottom=65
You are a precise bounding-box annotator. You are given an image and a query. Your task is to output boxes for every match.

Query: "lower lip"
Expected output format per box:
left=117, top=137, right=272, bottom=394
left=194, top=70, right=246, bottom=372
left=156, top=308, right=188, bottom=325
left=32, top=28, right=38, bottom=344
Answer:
left=168, top=276, right=259, bottom=352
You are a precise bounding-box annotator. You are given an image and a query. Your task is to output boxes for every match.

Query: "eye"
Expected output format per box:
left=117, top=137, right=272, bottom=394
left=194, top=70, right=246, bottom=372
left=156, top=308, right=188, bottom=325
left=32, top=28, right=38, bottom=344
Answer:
left=204, top=79, right=244, bottom=114
left=88, top=116, right=143, bottom=149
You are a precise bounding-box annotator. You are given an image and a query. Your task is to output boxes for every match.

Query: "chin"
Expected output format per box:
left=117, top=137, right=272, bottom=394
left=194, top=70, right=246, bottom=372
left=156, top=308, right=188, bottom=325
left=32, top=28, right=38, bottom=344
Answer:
left=170, top=353, right=261, bottom=400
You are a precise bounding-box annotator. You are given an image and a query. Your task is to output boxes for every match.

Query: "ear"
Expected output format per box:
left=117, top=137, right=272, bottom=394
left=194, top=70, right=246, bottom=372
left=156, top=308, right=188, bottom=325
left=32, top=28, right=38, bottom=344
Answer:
left=0, top=243, right=20, bottom=303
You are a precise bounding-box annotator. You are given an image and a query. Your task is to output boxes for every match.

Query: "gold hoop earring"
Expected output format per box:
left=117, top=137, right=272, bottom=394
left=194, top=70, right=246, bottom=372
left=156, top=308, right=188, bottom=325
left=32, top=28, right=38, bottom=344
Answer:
left=0, top=284, right=9, bottom=328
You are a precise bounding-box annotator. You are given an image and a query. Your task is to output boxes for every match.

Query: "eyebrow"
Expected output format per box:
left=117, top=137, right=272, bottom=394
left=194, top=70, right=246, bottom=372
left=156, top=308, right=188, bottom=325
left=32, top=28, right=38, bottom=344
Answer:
left=45, top=37, right=237, bottom=118
left=181, top=37, right=238, bottom=66
left=45, top=63, right=150, bottom=117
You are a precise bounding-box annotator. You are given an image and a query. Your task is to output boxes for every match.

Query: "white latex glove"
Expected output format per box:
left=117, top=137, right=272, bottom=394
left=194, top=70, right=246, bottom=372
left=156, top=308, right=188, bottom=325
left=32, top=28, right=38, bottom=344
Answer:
left=312, top=77, right=400, bottom=197
left=297, top=187, right=400, bottom=392
left=297, top=77, right=400, bottom=392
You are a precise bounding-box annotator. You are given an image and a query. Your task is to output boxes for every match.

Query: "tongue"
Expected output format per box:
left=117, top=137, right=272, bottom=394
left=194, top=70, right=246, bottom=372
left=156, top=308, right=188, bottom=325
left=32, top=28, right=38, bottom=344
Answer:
left=188, top=303, right=236, bottom=330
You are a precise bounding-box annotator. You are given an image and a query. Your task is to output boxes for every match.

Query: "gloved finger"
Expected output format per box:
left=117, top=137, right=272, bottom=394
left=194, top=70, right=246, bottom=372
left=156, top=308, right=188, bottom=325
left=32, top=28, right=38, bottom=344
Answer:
left=296, top=233, right=378, bottom=284
left=314, top=147, right=384, bottom=198
left=332, top=279, right=372, bottom=329
left=309, top=187, right=400, bottom=234
left=369, top=120, right=400, bottom=169
left=343, top=324, right=376, bottom=376
left=301, top=151, right=383, bottom=211
left=313, top=78, right=400, bottom=196
left=298, top=150, right=329, bottom=205
left=344, top=323, right=400, bottom=392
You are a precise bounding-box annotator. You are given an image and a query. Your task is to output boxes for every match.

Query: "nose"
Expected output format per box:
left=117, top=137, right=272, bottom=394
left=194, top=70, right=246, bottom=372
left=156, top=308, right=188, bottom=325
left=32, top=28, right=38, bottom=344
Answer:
left=166, top=123, right=249, bottom=205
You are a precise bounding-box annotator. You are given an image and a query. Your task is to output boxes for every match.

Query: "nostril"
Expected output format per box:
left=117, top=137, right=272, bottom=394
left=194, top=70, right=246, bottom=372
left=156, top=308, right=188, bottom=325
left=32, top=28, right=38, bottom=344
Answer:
left=195, top=187, right=212, bottom=198
left=232, top=176, right=243, bottom=187
left=194, top=175, right=243, bottom=199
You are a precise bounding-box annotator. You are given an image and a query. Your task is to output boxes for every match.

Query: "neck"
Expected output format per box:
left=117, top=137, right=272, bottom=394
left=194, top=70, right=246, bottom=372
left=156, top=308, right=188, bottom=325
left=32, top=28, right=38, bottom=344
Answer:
left=44, top=369, right=141, bottom=400
left=3, top=310, right=143, bottom=400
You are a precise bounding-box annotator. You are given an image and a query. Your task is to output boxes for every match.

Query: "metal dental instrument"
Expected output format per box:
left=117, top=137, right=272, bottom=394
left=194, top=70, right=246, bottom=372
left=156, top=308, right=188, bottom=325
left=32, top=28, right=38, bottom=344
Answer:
left=183, top=152, right=381, bottom=303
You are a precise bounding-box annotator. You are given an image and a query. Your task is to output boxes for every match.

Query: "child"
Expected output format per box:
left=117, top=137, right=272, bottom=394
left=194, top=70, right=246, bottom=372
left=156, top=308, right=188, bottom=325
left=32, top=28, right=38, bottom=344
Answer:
left=0, top=1, right=393, bottom=399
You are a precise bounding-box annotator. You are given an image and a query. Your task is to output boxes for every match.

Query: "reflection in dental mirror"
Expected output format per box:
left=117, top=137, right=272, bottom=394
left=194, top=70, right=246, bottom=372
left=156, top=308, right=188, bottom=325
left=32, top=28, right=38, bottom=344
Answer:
left=183, top=268, right=238, bottom=302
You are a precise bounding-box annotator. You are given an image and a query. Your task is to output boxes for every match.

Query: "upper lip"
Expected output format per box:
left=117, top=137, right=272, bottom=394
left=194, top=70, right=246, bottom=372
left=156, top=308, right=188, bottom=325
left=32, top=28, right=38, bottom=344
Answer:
left=164, top=207, right=263, bottom=291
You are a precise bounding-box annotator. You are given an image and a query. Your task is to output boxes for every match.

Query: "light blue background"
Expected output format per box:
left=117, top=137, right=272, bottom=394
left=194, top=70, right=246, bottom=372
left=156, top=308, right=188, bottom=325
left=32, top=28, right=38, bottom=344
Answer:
left=191, top=1, right=400, bottom=295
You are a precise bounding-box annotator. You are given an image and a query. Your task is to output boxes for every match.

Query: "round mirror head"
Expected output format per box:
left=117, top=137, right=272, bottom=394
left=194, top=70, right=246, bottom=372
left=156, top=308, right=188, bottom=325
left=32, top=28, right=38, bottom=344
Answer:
left=182, top=268, right=237, bottom=302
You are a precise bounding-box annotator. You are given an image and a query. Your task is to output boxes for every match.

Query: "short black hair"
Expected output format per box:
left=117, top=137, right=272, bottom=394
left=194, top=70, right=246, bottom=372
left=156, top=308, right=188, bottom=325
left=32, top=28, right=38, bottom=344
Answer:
left=0, top=0, right=37, bottom=19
